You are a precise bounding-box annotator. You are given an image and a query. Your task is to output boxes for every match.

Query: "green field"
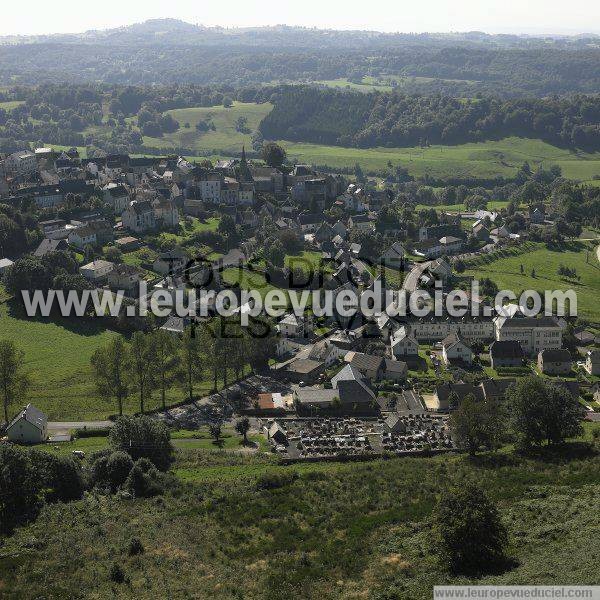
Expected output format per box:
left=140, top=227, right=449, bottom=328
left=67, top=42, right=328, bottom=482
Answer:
left=40, top=99, right=600, bottom=181
left=313, top=74, right=479, bottom=93
left=142, top=101, right=273, bottom=154
left=465, top=241, right=600, bottom=322
left=0, top=303, right=218, bottom=420
left=0, top=100, right=25, bottom=111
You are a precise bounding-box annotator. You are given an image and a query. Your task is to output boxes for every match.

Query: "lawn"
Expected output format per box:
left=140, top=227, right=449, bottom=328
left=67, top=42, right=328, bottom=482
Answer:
left=464, top=241, right=600, bottom=322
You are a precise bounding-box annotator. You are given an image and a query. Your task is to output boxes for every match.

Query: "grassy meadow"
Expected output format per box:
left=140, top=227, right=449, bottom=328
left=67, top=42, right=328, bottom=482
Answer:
left=40, top=100, right=600, bottom=182
left=0, top=302, right=223, bottom=421
left=141, top=101, right=273, bottom=154
left=464, top=241, right=600, bottom=322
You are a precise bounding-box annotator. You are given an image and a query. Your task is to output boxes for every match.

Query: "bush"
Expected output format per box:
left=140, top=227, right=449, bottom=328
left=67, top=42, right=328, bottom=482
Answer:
left=256, top=471, right=298, bottom=491
left=109, top=416, right=174, bottom=471
left=106, top=451, right=134, bottom=491
left=29, top=451, right=85, bottom=503
left=0, top=444, right=41, bottom=534
left=109, top=562, right=126, bottom=584
left=432, top=482, right=508, bottom=575
left=128, top=537, right=144, bottom=556
left=124, top=462, right=165, bottom=498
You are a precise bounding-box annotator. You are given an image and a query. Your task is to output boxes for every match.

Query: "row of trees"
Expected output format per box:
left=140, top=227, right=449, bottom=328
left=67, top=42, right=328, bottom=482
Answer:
left=91, top=320, right=275, bottom=417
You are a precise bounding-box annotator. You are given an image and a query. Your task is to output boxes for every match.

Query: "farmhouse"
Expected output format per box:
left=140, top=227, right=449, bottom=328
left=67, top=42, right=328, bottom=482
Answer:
left=6, top=404, right=48, bottom=444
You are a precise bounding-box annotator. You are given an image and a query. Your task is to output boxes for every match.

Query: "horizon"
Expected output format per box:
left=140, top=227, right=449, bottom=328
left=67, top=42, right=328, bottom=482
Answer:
left=2, top=1, right=600, bottom=38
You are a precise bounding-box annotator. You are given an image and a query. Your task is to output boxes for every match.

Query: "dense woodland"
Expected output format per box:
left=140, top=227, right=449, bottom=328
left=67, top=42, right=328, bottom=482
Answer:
left=2, top=20, right=600, bottom=96
left=260, top=87, right=600, bottom=150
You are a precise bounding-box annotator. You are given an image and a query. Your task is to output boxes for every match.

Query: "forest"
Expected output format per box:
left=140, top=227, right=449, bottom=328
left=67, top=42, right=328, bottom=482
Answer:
left=261, top=87, right=600, bottom=150
left=2, top=20, right=600, bottom=96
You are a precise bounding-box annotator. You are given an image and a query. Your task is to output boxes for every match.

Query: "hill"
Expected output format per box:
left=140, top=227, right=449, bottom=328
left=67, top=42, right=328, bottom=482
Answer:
left=2, top=20, right=600, bottom=94
left=2, top=444, right=600, bottom=598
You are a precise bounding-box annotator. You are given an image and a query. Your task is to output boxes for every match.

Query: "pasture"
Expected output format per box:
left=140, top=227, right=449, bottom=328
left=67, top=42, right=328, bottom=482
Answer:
left=464, top=241, right=600, bottom=322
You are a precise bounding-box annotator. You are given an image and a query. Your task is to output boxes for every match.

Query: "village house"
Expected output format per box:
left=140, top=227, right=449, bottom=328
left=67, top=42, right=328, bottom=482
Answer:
left=5, top=404, right=48, bottom=444
left=390, top=327, right=419, bottom=358
left=489, top=340, right=525, bottom=369
left=122, top=201, right=156, bottom=233
left=347, top=213, right=374, bottom=232
left=441, top=331, right=473, bottom=366
left=152, top=198, right=180, bottom=228
left=68, top=226, right=97, bottom=249
left=33, top=238, right=69, bottom=257
left=538, top=349, right=572, bottom=375
left=108, top=263, right=143, bottom=295
left=380, top=241, right=405, bottom=269
left=344, top=351, right=384, bottom=381
left=297, top=213, right=322, bottom=233
left=584, top=349, right=600, bottom=376
left=153, top=249, right=188, bottom=275
left=382, top=358, right=408, bottom=382
left=102, top=183, right=130, bottom=213
left=278, top=313, right=313, bottom=338
left=79, top=260, right=115, bottom=282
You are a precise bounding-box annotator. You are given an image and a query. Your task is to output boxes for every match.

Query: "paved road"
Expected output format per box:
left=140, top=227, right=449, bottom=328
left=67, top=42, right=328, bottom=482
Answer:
left=402, top=260, right=431, bottom=292
left=47, top=420, right=113, bottom=432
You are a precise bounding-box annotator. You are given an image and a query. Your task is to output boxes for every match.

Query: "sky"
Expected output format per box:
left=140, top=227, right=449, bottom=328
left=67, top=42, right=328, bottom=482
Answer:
left=1, top=0, right=599, bottom=37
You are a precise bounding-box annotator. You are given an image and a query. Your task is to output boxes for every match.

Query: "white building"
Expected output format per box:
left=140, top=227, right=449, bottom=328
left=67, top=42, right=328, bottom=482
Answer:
left=6, top=404, right=48, bottom=444
left=441, top=331, right=473, bottom=365
left=0, top=258, right=14, bottom=275
left=278, top=313, right=313, bottom=338
left=68, top=226, right=97, bottom=249
left=4, top=150, right=38, bottom=177
left=390, top=326, right=419, bottom=358
left=122, top=201, right=156, bottom=233
left=79, top=260, right=115, bottom=282
left=102, top=183, right=130, bottom=213
left=494, top=315, right=562, bottom=356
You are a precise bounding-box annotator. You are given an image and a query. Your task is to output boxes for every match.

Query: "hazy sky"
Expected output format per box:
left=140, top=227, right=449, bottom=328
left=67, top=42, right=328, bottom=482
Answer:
left=2, top=0, right=599, bottom=36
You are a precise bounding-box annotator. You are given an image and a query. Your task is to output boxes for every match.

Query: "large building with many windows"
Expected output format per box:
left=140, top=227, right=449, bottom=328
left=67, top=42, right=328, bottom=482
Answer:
left=494, top=315, right=562, bottom=356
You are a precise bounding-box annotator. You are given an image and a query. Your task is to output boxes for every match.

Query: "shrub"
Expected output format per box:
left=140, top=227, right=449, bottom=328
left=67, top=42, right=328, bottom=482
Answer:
left=124, top=463, right=164, bottom=498
left=109, top=562, right=126, bottom=584
left=109, top=416, right=174, bottom=471
left=0, top=444, right=41, bottom=534
left=256, top=471, right=298, bottom=491
left=29, top=451, right=85, bottom=503
left=128, top=537, right=144, bottom=556
left=432, top=482, right=508, bottom=575
left=106, top=451, right=134, bottom=491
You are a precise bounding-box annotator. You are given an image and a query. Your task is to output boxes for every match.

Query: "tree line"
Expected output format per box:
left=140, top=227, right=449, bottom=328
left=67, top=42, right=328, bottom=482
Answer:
left=260, top=86, right=600, bottom=150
